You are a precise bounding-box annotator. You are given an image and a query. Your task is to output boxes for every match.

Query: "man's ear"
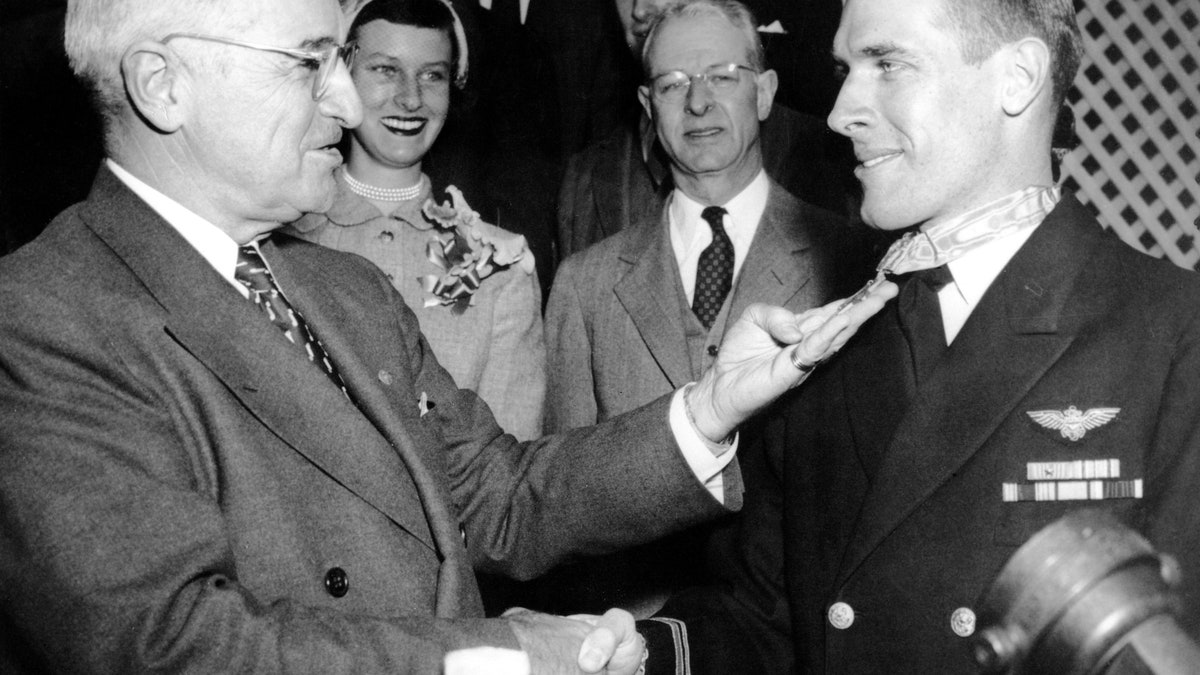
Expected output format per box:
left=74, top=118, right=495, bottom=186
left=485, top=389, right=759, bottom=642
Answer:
left=755, top=68, right=778, bottom=121
left=638, top=84, right=654, bottom=121
left=122, top=40, right=187, bottom=133
left=1000, top=37, right=1051, bottom=118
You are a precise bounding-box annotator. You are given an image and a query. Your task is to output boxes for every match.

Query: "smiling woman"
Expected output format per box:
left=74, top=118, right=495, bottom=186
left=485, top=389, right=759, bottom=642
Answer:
left=285, top=0, right=547, bottom=442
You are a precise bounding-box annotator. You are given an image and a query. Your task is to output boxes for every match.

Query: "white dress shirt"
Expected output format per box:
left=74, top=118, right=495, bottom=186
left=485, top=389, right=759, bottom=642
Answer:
left=105, top=159, right=735, bottom=500
left=940, top=226, right=1038, bottom=344
left=670, top=170, right=769, bottom=304
left=106, top=159, right=251, bottom=297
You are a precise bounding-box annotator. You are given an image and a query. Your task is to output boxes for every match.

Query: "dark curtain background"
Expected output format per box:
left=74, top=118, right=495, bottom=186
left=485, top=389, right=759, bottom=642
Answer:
left=2, top=0, right=102, bottom=254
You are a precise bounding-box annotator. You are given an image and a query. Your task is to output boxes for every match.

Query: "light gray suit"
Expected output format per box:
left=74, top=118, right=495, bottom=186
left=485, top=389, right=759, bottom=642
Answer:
left=528, top=181, right=859, bottom=616
left=545, top=181, right=856, bottom=432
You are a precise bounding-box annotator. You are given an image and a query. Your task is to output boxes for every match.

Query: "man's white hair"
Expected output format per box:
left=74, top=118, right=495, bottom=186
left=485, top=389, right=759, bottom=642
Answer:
left=65, top=0, right=241, bottom=123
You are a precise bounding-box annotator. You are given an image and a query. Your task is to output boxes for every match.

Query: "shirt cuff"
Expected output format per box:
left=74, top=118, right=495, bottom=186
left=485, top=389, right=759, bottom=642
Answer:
left=669, top=385, right=738, bottom=503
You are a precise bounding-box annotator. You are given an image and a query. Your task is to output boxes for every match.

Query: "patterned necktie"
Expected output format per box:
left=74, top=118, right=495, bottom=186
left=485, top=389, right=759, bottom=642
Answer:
left=235, top=245, right=349, bottom=397
left=692, top=206, right=733, bottom=330
left=897, top=265, right=954, bottom=386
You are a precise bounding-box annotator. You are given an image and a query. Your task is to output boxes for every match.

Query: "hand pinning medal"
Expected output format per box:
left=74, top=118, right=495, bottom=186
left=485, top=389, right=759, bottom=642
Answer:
left=789, top=270, right=891, bottom=375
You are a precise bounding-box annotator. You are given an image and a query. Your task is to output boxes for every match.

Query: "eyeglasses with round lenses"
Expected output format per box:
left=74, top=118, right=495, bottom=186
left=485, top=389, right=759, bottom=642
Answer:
left=161, top=33, right=359, bottom=101
left=649, top=63, right=758, bottom=103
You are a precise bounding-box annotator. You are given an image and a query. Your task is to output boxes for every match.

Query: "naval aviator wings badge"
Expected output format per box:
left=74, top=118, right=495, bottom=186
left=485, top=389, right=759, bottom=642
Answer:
left=1005, top=405, right=1135, bottom=503
left=1027, top=405, right=1120, bottom=441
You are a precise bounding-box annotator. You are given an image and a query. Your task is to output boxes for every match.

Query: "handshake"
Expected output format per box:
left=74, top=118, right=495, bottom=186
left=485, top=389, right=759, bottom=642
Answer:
left=445, top=608, right=645, bottom=674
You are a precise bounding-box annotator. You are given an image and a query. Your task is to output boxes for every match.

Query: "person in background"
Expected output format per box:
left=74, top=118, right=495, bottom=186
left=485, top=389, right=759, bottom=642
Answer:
left=536, top=0, right=864, bottom=618
left=288, top=0, right=545, bottom=441
left=641, top=0, right=1200, bottom=671
left=554, top=0, right=861, bottom=265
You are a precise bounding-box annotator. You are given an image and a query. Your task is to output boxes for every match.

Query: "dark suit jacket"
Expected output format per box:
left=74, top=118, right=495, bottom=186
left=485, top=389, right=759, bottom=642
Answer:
left=647, top=195, right=1200, bottom=673
left=430, top=0, right=631, bottom=291
left=738, top=0, right=844, bottom=117
left=555, top=105, right=860, bottom=265
left=0, top=168, right=739, bottom=673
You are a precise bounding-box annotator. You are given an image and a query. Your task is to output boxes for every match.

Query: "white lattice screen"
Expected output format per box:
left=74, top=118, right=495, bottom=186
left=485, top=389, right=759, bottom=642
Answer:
left=1060, top=0, right=1200, bottom=270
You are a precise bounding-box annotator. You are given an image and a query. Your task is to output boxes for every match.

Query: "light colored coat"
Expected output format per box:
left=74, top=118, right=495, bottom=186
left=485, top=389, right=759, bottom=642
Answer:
left=288, top=173, right=546, bottom=441
left=545, top=181, right=853, bottom=432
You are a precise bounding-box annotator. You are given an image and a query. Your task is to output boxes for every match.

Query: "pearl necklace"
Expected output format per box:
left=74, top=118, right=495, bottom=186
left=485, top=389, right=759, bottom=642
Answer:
left=343, top=170, right=424, bottom=202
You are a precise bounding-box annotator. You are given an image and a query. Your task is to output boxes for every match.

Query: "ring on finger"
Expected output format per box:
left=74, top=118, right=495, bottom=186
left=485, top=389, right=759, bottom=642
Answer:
left=789, top=347, right=818, bottom=372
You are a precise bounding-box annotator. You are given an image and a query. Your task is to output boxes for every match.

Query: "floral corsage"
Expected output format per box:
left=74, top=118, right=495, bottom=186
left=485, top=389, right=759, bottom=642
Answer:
left=419, top=186, right=534, bottom=313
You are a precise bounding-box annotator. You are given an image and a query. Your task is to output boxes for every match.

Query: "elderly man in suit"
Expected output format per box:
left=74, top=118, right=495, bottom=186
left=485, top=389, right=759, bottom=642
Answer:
left=538, top=0, right=863, bottom=618
left=642, top=0, right=1200, bottom=672
left=555, top=0, right=860, bottom=266
left=616, top=0, right=844, bottom=117
left=0, top=0, right=899, bottom=672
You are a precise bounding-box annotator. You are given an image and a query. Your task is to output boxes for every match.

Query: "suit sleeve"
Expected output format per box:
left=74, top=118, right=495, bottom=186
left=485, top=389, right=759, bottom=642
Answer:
left=542, top=253, right=601, bottom=433
left=639, top=415, right=795, bottom=674
left=375, top=258, right=737, bottom=581
left=474, top=263, right=547, bottom=441
left=0, top=286, right=518, bottom=674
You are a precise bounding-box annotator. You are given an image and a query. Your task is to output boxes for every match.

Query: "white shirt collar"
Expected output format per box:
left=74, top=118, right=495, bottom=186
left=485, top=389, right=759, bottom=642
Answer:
left=106, top=158, right=249, bottom=296
left=936, top=223, right=1040, bottom=344
left=670, top=170, right=768, bottom=272
left=668, top=170, right=769, bottom=305
left=943, top=226, right=1038, bottom=310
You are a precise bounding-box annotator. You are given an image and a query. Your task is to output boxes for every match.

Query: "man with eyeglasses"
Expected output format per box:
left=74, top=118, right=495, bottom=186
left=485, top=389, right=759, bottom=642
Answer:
left=554, top=0, right=862, bottom=267
left=536, top=0, right=865, bottom=620
left=0, top=0, right=896, bottom=672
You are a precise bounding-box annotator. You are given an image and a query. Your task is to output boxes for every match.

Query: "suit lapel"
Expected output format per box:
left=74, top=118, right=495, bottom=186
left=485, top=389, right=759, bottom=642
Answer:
left=729, top=182, right=814, bottom=319
left=842, top=305, right=915, bottom=478
left=268, top=236, right=486, bottom=616
left=613, top=208, right=695, bottom=388
left=82, top=169, right=437, bottom=553
left=837, top=199, right=1101, bottom=583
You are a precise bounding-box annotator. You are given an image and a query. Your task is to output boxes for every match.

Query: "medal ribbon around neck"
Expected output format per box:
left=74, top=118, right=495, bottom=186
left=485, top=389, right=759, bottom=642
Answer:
left=879, top=185, right=1062, bottom=276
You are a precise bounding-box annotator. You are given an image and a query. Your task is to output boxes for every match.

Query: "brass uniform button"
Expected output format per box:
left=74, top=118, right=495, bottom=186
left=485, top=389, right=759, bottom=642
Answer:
left=827, top=602, right=855, bottom=630
left=950, top=607, right=976, bottom=637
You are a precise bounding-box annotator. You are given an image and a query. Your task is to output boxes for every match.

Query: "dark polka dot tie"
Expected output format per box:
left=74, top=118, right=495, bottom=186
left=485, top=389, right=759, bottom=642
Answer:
left=692, top=206, right=733, bottom=330
left=235, top=245, right=349, bottom=397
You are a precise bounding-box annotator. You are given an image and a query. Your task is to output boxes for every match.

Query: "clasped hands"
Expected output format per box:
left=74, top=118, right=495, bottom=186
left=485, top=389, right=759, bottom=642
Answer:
left=506, top=607, right=646, bottom=674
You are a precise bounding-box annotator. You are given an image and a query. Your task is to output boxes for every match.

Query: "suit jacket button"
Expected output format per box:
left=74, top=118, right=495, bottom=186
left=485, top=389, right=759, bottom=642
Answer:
left=950, top=607, right=976, bottom=637
left=378, top=370, right=393, bottom=385
left=459, top=524, right=468, bottom=547
left=324, top=567, right=349, bottom=598
left=828, top=602, right=855, bottom=630
left=707, top=345, right=719, bottom=357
